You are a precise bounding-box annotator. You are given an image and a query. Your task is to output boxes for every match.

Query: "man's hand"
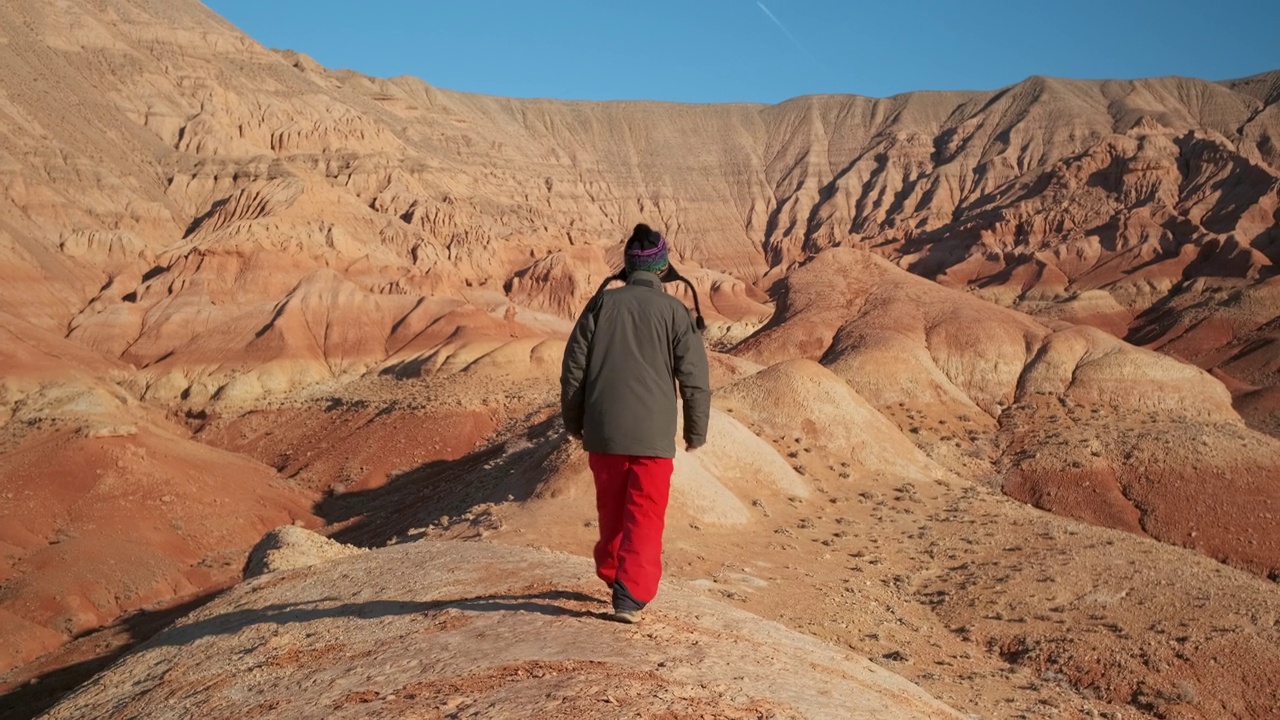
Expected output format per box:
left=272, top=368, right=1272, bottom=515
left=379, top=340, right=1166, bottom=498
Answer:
left=685, top=443, right=702, bottom=453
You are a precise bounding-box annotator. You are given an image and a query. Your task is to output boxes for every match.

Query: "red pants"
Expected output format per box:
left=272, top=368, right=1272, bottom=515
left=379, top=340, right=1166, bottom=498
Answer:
left=588, top=453, right=673, bottom=606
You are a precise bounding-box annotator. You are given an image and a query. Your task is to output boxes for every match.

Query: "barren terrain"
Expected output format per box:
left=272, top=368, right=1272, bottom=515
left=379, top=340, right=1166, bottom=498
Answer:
left=0, top=0, right=1277, bottom=717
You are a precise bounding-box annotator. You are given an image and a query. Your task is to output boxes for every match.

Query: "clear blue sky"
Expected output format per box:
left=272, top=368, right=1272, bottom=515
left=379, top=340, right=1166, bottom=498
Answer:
left=203, top=0, right=1280, bottom=104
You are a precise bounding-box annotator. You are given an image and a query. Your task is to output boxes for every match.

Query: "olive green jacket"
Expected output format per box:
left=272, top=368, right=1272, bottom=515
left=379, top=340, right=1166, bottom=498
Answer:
left=560, top=271, right=711, bottom=458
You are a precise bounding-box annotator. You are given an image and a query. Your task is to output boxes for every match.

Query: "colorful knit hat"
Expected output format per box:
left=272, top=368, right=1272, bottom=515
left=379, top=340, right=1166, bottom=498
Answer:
left=624, top=224, right=670, bottom=275
left=586, top=223, right=706, bottom=333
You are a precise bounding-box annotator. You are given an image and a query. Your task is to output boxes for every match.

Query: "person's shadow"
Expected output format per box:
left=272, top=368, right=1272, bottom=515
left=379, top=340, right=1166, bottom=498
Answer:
left=315, top=415, right=571, bottom=548
left=147, top=590, right=608, bottom=648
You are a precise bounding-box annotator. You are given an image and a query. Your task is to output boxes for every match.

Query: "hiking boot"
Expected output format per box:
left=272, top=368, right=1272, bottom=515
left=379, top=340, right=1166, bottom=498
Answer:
left=610, top=608, right=642, bottom=624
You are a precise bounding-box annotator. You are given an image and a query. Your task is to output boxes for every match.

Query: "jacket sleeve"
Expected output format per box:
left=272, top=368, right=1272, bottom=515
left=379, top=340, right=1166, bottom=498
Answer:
left=560, top=304, right=597, bottom=438
left=673, top=312, right=711, bottom=448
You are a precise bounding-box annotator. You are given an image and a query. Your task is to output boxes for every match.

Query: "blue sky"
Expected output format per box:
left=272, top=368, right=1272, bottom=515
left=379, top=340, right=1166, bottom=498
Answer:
left=204, top=0, right=1280, bottom=104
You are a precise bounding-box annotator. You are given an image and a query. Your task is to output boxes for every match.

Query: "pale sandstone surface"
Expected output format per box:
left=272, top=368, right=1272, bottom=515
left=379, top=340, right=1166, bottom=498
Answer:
left=41, top=541, right=964, bottom=720
left=241, top=525, right=364, bottom=579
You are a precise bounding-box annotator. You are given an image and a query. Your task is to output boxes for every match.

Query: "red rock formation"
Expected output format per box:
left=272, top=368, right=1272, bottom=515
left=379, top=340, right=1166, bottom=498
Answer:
left=1, top=0, right=1279, bottom=712
left=0, top=316, right=317, bottom=674
left=738, top=249, right=1280, bottom=577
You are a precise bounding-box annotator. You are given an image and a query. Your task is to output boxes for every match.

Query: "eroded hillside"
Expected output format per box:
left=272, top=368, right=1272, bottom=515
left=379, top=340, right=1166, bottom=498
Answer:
left=0, top=0, right=1278, bottom=717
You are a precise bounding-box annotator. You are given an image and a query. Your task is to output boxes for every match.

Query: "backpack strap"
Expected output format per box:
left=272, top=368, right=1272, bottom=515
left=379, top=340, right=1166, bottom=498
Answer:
left=661, top=265, right=707, bottom=332
left=587, top=270, right=627, bottom=324
left=671, top=273, right=707, bottom=332
left=587, top=267, right=706, bottom=333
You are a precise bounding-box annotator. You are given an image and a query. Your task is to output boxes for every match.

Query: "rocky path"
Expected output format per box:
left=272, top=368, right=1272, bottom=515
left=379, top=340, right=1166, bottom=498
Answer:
left=40, top=541, right=963, bottom=720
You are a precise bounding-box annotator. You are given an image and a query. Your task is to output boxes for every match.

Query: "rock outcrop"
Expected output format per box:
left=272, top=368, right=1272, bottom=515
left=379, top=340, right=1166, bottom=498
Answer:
left=41, top=541, right=963, bottom=720
left=241, top=526, right=363, bottom=580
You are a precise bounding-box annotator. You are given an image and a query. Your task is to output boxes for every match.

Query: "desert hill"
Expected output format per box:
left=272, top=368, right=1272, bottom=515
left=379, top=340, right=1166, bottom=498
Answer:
left=0, top=0, right=1276, bottom=405
left=0, top=0, right=1278, bottom=717
left=302, top=348, right=1279, bottom=718
left=0, top=310, right=318, bottom=674
left=39, top=540, right=964, bottom=719
left=738, top=249, right=1280, bottom=575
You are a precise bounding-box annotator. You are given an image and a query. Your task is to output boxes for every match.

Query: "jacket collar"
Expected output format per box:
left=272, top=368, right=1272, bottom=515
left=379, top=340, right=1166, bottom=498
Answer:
left=626, top=271, right=664, bottom=290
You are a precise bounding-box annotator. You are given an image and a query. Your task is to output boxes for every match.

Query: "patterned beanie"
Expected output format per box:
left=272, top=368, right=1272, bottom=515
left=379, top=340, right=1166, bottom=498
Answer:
left=624, top=224, right=669, bottom=275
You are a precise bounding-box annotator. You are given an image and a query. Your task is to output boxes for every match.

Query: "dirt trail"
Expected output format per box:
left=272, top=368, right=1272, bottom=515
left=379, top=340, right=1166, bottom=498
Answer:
left=40, top=541, right=964, bottom=720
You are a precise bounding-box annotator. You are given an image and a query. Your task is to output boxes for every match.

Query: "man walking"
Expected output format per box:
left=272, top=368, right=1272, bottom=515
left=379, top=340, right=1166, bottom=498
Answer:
left=560, top=223, right=711, bottom=623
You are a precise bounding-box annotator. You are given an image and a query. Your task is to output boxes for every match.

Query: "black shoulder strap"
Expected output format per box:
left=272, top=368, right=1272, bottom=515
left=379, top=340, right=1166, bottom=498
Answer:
left=588, top=270, right=627, bottom=324
left=665, top=265, right=716, bottom=333
left=586, top=267, right=706, bottom=333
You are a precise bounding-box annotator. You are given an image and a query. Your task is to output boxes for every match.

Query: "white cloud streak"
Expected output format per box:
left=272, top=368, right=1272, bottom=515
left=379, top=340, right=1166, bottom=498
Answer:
left=755, top=1, right=823, bottom=68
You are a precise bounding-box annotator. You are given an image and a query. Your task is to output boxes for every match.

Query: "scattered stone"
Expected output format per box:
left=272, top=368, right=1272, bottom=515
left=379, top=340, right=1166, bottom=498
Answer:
left=242, top=526, right=364, bottom=579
